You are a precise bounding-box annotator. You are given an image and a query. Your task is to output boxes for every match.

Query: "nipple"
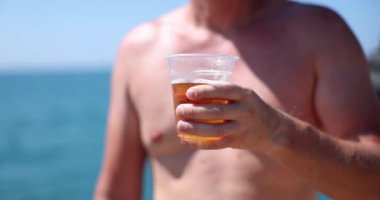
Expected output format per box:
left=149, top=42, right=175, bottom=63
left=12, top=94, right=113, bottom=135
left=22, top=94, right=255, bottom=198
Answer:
left=151, top=132, right=164, bottom=144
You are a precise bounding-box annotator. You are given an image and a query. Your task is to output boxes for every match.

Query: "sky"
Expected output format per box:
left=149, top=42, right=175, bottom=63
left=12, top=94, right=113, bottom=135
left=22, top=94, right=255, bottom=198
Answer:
left=0, top=0, right=379, bottom=71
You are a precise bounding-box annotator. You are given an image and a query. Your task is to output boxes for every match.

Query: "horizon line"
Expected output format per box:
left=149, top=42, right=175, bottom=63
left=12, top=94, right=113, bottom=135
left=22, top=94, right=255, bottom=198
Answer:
left=0, top=63, right=113, bottom=74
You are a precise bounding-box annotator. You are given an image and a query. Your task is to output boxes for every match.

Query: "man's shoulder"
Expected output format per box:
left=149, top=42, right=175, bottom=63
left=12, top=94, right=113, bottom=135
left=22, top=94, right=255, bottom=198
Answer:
left=120, top=21, right=162, bottom=54
left=121, top=6, right=187, bottom=54
left=280, top=1, right=354, bottom=52
left=285, top=2, right=348, bottom=33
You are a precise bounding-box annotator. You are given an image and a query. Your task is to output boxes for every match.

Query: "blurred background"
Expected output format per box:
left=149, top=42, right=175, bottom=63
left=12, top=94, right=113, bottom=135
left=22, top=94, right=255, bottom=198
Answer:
left=0, top=0, right=379, bottom=200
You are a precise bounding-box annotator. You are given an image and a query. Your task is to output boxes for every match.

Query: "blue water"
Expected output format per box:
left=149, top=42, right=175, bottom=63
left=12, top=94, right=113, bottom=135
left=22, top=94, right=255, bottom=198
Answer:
left=0, top=71, right=330, bottom=200
left=0, top=71, right=109, bottom=199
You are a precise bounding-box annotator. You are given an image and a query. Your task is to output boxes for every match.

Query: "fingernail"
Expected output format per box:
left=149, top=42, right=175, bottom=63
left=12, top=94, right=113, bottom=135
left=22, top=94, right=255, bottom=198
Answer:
left=176, top=104, right=185, bottom=116
left=187, top=88, right=196, bottom=99
left=177, top=120, right=191, bottom=131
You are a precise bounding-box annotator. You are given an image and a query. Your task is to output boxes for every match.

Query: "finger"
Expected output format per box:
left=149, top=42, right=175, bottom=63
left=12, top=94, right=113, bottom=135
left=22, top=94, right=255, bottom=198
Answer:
left=180, top=135, right=234, bottom=150
left=177, top=120, right=238, bottom=138
left=176, top=103, right=245, bottom=120
left=186, top=83, right=252, bottom=101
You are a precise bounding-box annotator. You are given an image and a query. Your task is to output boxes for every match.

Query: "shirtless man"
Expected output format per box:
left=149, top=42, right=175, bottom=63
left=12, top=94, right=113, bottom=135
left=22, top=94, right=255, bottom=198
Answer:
left=94, top=0, right=380, bottom=199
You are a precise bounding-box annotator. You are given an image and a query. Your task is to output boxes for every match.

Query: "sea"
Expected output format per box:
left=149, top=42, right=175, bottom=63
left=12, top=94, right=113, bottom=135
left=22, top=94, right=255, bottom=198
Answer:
left=0, top=70, right=330, bottom=200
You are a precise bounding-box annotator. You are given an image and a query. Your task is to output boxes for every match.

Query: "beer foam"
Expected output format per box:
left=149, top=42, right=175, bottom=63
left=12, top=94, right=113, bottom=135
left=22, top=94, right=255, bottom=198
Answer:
left=171, top=78, right=229, bottom=84
left=171, top=69, right=232, bottom=84
left=191, top=69, right=231, bottom=74
left=171, top=69, right=231, bottom=75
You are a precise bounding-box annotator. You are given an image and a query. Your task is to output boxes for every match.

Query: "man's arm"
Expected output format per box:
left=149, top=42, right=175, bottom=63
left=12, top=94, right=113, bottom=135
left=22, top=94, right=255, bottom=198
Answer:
left=94, top=36, right=145, bottom=200
left=312, top=7, right=380, bottom=139
left=269, top=113, right=380, bottom=200
left=175, top=82, right=380, bottom=200
left=296, top=7, right=380, bottom=199
left=173, top=7, right=380, bottom=200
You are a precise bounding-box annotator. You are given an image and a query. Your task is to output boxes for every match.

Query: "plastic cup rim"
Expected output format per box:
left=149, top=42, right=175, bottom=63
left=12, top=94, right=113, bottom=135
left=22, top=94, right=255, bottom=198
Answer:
left=166, top=53, right=239, bottom=61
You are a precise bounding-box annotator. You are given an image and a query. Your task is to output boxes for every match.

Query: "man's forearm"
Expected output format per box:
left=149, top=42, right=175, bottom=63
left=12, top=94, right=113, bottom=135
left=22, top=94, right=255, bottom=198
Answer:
left=266, top=114, right=380, bottom=200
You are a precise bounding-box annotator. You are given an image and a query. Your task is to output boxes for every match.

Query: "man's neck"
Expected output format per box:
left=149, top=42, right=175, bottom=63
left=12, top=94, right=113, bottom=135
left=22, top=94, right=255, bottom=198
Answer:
left=189, top=0, right=285, bottom=33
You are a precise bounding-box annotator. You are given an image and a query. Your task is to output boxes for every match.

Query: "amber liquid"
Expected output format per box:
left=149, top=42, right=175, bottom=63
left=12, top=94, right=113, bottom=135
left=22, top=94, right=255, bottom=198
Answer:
left=172, top=82, right=229, bottom=142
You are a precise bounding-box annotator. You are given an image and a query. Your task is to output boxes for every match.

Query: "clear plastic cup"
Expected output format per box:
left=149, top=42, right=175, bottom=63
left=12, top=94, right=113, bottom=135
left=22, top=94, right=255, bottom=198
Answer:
left=167, top=54, right=239, bottom=142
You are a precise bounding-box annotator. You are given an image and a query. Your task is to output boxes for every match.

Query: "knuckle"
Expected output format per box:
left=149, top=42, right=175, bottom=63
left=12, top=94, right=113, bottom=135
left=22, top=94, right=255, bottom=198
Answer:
left=196, top=86, right=209, bottom=98
left=223, top=83, right=236, bottom=93
left=180, top=104, right=195, bottom=117
left=211, top=105, right=224, bottom=116
left=242, top=88, right=254, bottom=99
left=188, top=105, right=196, bottom=117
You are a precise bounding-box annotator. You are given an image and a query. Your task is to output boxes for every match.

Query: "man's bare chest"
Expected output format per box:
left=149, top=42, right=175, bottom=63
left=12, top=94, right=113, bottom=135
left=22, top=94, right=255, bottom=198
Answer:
left=129, top=55, right=316, bottom=156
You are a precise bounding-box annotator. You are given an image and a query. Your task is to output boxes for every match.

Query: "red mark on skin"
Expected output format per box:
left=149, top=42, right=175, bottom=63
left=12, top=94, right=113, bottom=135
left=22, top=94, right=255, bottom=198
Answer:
left=151, top=132, right=164, bottom=144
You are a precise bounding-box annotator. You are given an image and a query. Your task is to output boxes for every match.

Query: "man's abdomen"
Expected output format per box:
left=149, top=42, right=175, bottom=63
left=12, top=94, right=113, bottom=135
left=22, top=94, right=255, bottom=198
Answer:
left=151, top=148, right=316, bottom=200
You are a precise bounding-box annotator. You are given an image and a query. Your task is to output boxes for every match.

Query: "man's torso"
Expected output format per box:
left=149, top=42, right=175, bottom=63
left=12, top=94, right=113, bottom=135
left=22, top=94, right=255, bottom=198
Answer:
left=128, top=3, right=321, bottom=199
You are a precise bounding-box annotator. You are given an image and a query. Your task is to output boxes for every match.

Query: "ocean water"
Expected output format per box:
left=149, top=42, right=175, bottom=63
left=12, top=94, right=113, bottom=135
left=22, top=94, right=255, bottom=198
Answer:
left=0, top=70, right=330, bottom=200
left=0, top=71, right=109, bottom=199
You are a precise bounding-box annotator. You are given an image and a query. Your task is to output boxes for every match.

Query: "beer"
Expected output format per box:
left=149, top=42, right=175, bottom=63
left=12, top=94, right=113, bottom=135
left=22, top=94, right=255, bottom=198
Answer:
left=172, top=82, right=229, bottom=142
